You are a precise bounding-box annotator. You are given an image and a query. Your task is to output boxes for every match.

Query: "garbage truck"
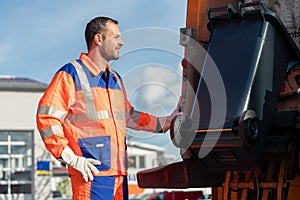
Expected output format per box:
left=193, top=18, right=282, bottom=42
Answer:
left=137, top=1, right=300, bottom=199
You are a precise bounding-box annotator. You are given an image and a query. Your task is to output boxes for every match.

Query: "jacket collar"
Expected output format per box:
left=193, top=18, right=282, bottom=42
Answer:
left=79, top=53, right=112, bottom=76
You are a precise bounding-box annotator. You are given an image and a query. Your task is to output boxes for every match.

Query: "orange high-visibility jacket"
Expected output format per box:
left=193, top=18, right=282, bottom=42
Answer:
left=36, top=53, right=162, bottom=176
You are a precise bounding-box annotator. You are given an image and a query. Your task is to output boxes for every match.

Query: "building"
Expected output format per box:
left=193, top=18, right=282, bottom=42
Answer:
left=126, top=141, right=176, bottom=195
left=0, top=76, right=51, bottom=200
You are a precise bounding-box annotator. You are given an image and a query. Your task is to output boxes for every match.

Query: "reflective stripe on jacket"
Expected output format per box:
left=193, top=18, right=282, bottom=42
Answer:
left=36, top=53, right=162, bottom=176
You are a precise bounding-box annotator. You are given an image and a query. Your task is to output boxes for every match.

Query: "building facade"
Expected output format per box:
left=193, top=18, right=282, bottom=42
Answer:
left=127, top=141, right=176, bottom=196
left=0, top=76, right=51, bottom=200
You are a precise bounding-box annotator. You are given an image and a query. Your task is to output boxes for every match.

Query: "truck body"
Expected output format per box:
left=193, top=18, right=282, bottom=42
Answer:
left=137, top=1, right=300, bottom=199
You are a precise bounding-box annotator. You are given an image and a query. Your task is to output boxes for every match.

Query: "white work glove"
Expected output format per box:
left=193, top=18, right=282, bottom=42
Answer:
left=61, top=146, right=101, bottom=182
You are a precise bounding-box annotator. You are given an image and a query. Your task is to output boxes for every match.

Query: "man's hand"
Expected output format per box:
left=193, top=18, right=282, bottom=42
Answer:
left=159, top=98, right=184, bottom=133
left=61, top=146, right=101, bottom=182
left=170, top=104, right=182, bottom=119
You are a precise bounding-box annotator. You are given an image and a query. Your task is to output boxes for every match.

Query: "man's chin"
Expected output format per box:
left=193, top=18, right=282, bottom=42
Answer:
left=109, top=55, right=120, bottom=61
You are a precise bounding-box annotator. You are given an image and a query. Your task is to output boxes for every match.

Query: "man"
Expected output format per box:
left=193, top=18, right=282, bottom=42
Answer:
left=36, top=16, right=179, bottom=200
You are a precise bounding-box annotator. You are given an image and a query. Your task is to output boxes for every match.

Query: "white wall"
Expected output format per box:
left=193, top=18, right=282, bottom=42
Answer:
left=0, top=91, right=41, bottom=129
left=0, top=91, right=52, bottom=200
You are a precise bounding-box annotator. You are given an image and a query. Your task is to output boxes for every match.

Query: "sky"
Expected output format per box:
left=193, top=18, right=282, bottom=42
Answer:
left=0, top=1, right=187, bottom=159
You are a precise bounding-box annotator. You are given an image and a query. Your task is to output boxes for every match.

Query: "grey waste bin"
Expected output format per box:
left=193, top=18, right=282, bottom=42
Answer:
left=171, top=2, right=300, bottom=171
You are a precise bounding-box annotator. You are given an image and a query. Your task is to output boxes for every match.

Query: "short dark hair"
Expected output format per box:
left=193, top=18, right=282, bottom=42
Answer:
left=84, top=16, right=118, bottom=50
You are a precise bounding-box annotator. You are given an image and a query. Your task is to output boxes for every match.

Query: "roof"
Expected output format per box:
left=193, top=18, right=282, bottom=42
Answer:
left=0, top=76, right=48, bottom=92
left=127, top=141, right=165, bottom=152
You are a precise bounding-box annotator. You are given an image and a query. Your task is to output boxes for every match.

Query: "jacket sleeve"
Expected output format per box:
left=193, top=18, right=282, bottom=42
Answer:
left=36, top=71, right=75, bottom=158
left=122, top=83, right=162, bottom=133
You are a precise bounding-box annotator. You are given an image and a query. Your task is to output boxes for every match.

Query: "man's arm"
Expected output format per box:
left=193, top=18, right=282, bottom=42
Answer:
left=125, top=101, right=182, bottom=133
left=36, top=70, right=73, bottom=158
left=36, top=69, right=101, bottom=182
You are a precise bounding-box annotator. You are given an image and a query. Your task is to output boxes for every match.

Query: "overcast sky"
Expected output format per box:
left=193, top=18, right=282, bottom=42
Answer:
left=0, top=1, right=187, bottom=158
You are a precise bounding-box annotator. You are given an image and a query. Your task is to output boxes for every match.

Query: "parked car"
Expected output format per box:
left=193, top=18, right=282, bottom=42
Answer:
left=148, top=191, right=204, bottom=200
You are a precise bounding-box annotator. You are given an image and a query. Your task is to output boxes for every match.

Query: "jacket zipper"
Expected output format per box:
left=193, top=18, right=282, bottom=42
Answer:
left=105, top=71, right=121, bottom=171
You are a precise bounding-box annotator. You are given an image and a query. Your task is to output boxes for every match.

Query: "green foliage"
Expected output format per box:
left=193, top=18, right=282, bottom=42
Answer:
left=57, top=178, right=71, bottom=197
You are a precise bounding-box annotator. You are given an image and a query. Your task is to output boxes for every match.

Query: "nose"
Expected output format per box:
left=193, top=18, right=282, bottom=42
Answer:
left=119, top=38, right=124, bottom=46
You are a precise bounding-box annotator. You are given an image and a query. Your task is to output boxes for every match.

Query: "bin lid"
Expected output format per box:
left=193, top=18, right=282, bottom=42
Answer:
left=208, top=1, right=300, bottom=71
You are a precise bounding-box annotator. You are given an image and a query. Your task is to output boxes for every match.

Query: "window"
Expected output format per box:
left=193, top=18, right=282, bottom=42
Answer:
left=128, top=172, right=137, bottom=182
left=139, top=156, right=145, bottom=168
left=128, top=156, right=136, bottom=168
left=0, top=130, right=33, bottom=197
left=128, top=155, right=146, bottom=169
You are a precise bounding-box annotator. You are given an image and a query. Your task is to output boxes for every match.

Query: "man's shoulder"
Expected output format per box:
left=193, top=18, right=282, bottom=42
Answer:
left=57, top=60, right=79, bottom=74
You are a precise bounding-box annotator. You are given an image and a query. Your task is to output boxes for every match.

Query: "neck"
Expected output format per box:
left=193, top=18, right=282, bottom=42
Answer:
left=87, top=48, right=108, bottom=72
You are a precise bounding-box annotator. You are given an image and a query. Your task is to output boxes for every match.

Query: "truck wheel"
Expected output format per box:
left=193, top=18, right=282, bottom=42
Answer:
left=239, top=110, right=260, bottom=147
left=170, top=114, right=195, bottom=148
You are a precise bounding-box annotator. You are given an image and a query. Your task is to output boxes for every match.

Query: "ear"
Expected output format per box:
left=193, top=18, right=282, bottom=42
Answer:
left=94, top=34, right=103, bottom=45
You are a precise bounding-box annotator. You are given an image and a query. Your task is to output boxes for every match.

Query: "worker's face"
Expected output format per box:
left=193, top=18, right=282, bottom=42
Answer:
left=100, top=22, right=124, bottom=61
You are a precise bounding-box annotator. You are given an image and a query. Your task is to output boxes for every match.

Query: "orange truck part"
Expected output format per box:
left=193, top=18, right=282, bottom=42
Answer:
left=185, top=0, right=240, bottom=43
